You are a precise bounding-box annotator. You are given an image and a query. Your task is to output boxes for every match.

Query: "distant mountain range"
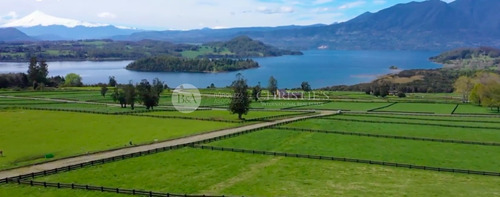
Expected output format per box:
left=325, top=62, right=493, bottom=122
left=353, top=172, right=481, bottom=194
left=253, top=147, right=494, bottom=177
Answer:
left=0, top=11, right=141, bottom=40
left=1, top=0, right=500, bottom=50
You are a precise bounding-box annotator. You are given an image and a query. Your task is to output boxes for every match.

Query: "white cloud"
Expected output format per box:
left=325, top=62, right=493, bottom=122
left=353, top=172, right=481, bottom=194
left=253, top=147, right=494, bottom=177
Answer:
left=313, top=0, right=333, bottom=5
left=373, top=0, right=386, bottom=5
left=338, top=1, right=366, bottom=10
left=256, top=6, right=295, bottom=14
left=97, top=12, right=116, bottom=19
left=0, top=11, right=18, bottom=23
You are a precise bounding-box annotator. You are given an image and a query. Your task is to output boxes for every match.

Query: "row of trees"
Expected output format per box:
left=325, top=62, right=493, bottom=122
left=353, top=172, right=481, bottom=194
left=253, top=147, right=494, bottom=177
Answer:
left=111, top=78, right=165, bottom=110
left=454, top=72, right=500, bottom=111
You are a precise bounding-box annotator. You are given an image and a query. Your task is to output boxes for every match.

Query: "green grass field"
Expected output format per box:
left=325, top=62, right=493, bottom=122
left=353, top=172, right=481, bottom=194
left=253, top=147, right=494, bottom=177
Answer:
left=285, top=118, right=500, bottom=143
left=293, top=101, right=390, bottom=111
left=209, top=129, right=500, bottom=172
left=25, top=148, right=500, bottom=196
left=326, top=114, right=500, bottom=128
left=375, top=103, right=457, bottom=114
left=0, top=110, right=238, bottom=170
left=454, top=104, right=500, bottom=115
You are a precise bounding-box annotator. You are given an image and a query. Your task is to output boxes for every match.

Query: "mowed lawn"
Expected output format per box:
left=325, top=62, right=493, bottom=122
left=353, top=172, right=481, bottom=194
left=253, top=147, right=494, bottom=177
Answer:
left=375, top=103, right=457, bottom=114
left=32, top=148, right=500, bottom=196
left=208, top=129, right=500, bottom=172
left=293, top=102, right=391, bottom=111
left=285, top=118, right=500, bottom=143
left=145, top=110, right=302, bottom=121
left=0, top=110, right=238, bottom=170
left=454, top=104, right=500, bottom=115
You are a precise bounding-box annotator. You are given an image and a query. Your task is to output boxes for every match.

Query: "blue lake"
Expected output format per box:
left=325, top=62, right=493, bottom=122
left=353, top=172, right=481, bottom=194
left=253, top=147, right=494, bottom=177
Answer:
left=0, top=50, right=441, bottom=88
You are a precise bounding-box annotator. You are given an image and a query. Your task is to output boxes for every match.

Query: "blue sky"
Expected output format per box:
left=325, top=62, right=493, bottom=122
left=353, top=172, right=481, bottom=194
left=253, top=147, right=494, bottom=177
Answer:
left=0, top=0, right=455, bottom=30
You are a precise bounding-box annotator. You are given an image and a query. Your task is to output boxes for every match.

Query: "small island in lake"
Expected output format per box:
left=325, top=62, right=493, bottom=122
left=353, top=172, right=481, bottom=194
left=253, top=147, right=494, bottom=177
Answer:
left=389, top=65, right=399, bottom=70
left=125, top=56, right=259, bottom=73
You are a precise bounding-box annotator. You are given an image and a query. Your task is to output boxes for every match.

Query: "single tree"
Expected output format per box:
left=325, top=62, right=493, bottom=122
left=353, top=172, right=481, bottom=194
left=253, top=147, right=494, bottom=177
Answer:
left=64, top=73, right=83, bottom=87
left=123, top=83, right=137, bottom=110
left=109, top=76, right=117, bottom=87
left=100, top=85, right=108, bottom=97
left=210, top=83, right=216, bottom=89
left=152, top=78, right=164, bottom=96
left=301, top=81, right=312, bottom=92
left=229, top=74, right=250, bottom=120
left=137, top=79, right=159, bottom=110
left=268, top=76, right=278, bottom=97
left=454, top=76, right=474, bottom=103
left=470, top=83, right=484, bottom=106
left=252, top=82, right=262, bottom=101
left=112, top=86, right=126, bottom=108
left=27, top=57, right=49, bottom=89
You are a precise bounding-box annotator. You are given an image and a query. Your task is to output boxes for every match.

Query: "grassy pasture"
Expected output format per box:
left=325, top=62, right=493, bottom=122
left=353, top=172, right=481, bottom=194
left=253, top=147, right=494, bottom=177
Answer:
left=285, top=118, right=500, bottom=143
left=454, top=104, right=500, bottom=115
left=29, top=148, right=500, bottom=196
left=208, top=129, right=500, bottom=172
left=0, top=110, right=238, bottom=170
left=293, top=101, right=390, bottom=111
left=327, top=114, right=500, bottom=128
left=375, top=103, right=457, bottom=114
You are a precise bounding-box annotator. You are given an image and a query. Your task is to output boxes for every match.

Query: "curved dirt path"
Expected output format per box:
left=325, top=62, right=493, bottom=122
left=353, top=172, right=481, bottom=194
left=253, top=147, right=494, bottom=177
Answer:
left=0, top=111, right=335, bottom=179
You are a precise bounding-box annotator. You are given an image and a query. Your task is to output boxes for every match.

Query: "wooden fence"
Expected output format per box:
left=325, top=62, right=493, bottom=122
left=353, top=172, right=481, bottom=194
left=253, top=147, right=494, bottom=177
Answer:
left=274, top=127, right=500, bottom=147
left=320, top=117, right=500, bottom=130
left=1, top=179, right=231, bottom=197
left=193, top=145, right=500, bottom=177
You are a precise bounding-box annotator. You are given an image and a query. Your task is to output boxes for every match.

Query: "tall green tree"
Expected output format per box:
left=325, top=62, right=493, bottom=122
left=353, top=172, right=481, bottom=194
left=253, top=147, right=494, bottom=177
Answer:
left=112, top=86, right=126, bottom=108
left=301, top=81, right=312, bottom=92
left=152, top=78, right=165, bottom=97
left=137, top=79, right=159, bottom=110
left=229, top=74, right=250, bottom=119
left=63, top=73, right=83, bottom=87
left=252, top=82, right=262, bottom=101
left=109, top=76, right=117, bottom=87
left=454, top=76, right=474, bottom=103
left=27, top=57, right=49, bottom=89
left=100, top=85, right=108, bottom=97
left=124, top=83, right=137, bottom=110
left=268, top=76, right=278, bottom=97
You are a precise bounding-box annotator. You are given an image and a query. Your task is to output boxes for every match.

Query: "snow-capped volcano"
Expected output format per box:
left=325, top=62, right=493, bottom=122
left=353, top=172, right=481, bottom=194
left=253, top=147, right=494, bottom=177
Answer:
left=2, top=11, right=109, bottom=28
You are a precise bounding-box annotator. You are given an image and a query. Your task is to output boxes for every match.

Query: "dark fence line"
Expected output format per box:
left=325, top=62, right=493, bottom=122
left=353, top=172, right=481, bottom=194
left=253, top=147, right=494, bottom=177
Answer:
left=130, top=112, right=314, bottom=124
left=0, top=102, right=64, bottom=106
left=367, top=102, right=397, bottom=112
left=274, top=127, right=500, bottom=147
left=451, top=104, right=460, bottom=114
left=341, top=114, right=500, bottom=124
left=245, top=112, right=315, bottom=122
left=130, top=114, right=243, bottom=123
left=371, top=110, right=435, bottom=114
left=2, top=179, right=230, bottom=197
left=320, top=117, right=500, bottom=130
left=9, top=144, right=193, bottom=181
left=193, top=115, right=323, bottom=146
left=280, top=101, right=331, bottom=110
left=193, top=145, right=500, bottom=177
left=12, top=106, right=177, bottom=115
